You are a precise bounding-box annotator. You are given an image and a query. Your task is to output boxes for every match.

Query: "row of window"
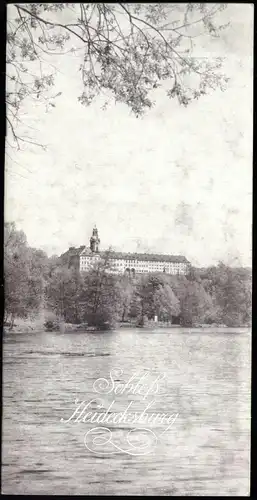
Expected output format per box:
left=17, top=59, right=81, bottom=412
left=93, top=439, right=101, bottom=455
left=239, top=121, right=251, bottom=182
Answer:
left=80, top=265, right=186, bottom=271
left=80, top=258, right=185, bottom=268
left=80, top=266, right=187, bottom=275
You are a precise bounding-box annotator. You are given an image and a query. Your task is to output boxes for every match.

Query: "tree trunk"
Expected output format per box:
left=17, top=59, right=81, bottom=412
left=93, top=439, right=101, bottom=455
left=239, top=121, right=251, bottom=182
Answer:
left=10, top=313, right=15, bottom=330
left=122, top=306, right=126, bottom=322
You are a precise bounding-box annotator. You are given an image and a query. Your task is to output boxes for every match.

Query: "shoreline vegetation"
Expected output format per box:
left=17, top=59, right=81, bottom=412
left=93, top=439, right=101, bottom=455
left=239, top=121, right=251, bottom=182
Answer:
left=4, top=222, right=251, bottom=333
left=3, top=318, right=251, bottom=335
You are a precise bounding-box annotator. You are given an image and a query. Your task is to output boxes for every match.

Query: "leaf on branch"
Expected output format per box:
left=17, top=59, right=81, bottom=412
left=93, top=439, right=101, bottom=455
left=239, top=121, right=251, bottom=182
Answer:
left=6, top=2, right=231, bottom=147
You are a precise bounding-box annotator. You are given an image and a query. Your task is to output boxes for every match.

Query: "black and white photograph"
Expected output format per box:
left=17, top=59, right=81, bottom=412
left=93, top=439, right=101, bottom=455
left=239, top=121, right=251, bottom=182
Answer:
left=3, top=2, right=252, bottom=496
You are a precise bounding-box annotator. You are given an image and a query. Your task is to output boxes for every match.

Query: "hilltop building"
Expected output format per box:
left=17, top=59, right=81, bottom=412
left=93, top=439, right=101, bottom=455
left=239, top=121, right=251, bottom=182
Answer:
left=61, top=226, right=190, bottom=276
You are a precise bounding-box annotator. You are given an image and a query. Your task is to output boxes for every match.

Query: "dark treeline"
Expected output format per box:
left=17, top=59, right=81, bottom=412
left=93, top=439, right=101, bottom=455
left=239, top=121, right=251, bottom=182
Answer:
left=4, top=222, right=252, bottom=330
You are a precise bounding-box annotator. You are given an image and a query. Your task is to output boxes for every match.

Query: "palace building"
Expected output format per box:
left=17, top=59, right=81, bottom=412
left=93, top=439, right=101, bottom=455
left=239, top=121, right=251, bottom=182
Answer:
left=61, top=226, right=191, bottom=276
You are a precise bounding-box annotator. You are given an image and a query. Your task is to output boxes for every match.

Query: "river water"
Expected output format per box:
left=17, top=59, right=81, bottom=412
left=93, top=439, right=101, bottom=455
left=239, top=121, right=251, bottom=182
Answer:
left=2, top=327, right=251, bottom=495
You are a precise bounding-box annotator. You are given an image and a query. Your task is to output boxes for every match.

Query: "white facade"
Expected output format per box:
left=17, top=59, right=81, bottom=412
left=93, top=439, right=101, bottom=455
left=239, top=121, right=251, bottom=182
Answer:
left=80, top=252, right=100, bottom=272
left=79, top=250, right=189, bottom=275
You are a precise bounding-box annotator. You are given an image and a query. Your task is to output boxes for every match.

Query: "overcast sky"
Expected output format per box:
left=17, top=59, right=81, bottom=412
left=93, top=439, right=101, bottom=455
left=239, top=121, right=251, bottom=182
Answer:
left=5, top=4, right=253, bottom=267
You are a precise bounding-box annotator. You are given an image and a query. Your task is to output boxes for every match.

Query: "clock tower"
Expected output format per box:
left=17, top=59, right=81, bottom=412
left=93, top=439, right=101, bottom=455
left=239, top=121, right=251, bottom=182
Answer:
left=90, top=225, right=100, bottom=253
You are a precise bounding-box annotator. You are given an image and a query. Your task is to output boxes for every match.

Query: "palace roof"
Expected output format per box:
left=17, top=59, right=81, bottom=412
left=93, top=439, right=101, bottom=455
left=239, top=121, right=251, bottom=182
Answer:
left=61, top=246, right=190, bottom=264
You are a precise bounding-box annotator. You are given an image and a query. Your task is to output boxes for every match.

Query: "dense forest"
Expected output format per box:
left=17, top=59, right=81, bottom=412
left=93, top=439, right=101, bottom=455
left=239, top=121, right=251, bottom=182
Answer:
left=4, top=222, right=252, bottom=330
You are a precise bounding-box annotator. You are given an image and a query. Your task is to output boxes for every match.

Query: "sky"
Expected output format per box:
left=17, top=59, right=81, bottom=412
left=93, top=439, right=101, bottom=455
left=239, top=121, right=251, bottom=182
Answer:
left=5, top=4, right=253, bottom=267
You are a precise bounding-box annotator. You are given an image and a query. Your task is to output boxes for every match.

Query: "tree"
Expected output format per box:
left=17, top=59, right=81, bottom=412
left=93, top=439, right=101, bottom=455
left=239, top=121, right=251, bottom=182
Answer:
left=24, top=247, right=49, bottom=315
left=46, top=266, right=83, bottom=323
left=80, top=251, right=123, bottom=329
left=210, top=263, right=252, bottom=327
left=180, top=281, right=214, bottom=327
left=6, top=3, right=229, bottom=148
left=4, top=222, right=48, bottom=323
left=128, top=288, right=142, bottom=322
left=4, top=222, right=30, bottom=324
left=135, top=273, right=180, bottom=325
left=117, top=274, right=134, bottom=322
left=153, top=283, right=180, bottom=321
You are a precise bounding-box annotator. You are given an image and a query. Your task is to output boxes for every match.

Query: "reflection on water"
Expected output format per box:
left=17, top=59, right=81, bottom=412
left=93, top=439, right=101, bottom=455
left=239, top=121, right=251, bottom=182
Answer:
left=2, top=327, right=250, bottom=495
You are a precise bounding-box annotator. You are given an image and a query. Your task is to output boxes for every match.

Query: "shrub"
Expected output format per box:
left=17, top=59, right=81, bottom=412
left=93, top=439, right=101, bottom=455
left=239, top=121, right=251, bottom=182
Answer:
left=44, top=320, right=60, bottom=331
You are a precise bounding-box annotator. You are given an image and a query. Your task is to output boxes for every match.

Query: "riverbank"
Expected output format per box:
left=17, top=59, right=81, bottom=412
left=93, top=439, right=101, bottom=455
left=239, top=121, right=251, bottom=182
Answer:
left=4, top=315, right=125, bottom=333
left=3, top=319, right=96, bottom=334
left=3, top=317, right=251, bottom=334
left=3, top=318, right=45, bottom=334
